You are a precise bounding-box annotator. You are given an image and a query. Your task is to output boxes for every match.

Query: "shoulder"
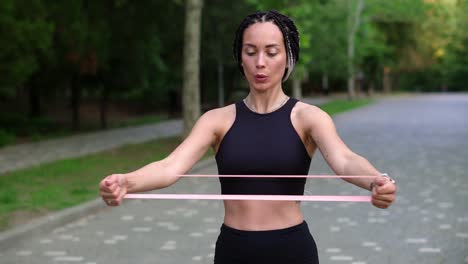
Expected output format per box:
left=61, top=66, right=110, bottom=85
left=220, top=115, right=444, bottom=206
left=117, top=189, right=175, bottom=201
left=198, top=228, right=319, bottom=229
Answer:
left=200, top=103, right=235, bottom=121
left=292, top=100, right=335, bottom=133
left=293, top=101, right=332, bottom=122
left=196, top=103, right=236, bottom=131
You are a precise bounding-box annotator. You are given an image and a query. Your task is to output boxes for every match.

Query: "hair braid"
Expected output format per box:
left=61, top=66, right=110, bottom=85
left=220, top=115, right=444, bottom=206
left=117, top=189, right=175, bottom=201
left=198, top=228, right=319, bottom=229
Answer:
left=233, top=10, right=300, bottom=82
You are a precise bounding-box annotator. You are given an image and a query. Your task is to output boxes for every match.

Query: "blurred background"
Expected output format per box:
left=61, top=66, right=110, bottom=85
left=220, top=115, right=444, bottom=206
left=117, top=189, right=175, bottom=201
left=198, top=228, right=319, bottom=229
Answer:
left=1, top=0, right=466, bottom=146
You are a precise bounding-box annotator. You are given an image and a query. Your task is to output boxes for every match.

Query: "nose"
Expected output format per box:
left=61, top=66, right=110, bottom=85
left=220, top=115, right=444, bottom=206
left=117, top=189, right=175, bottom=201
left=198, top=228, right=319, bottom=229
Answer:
left=255, top=52, right=266, bottom=69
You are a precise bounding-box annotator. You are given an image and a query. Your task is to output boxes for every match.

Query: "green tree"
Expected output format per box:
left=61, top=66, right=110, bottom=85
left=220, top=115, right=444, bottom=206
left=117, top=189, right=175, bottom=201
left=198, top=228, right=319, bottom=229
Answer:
left=366, top=0, right=427, bottom=92
left=443, top=0, right=468, bottom=91
left=0, top=0, right=53, bottom=117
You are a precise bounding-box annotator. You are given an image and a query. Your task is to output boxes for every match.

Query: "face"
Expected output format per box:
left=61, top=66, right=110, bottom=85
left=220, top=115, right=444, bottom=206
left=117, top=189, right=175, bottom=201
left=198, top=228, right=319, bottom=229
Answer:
left=241, top=22, right=287, bottom=91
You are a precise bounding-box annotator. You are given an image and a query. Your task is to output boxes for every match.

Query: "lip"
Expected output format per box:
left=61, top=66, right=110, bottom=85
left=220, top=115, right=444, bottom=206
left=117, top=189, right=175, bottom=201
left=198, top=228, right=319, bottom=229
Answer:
left=254, top=74, right=268, bottom=82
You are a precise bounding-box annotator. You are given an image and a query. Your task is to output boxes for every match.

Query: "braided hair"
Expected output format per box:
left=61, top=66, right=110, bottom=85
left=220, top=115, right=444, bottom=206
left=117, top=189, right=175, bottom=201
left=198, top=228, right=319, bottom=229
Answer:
left=233, top=10, right=300, bottom=82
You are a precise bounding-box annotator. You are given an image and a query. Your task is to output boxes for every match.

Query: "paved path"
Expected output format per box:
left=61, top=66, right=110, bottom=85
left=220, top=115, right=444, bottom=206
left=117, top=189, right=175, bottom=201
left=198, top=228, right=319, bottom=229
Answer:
left=0, top=120, right=182, bottom=174
left=1, top=94, right=467, bottom=263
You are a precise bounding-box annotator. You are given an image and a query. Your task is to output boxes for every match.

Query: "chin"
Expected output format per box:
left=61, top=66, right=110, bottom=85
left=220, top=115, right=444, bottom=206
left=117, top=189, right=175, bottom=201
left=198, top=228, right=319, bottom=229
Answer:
left=251, top=84, right=271, bottom=92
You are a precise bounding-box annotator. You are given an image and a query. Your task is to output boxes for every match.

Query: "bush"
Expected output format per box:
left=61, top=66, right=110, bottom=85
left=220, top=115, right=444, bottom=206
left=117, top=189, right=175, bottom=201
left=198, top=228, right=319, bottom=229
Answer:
left=397, top=69, right=444, bottom=92
left=0, top=130, right=15, bottom=147
left=0, top=113, right=58, bottom=137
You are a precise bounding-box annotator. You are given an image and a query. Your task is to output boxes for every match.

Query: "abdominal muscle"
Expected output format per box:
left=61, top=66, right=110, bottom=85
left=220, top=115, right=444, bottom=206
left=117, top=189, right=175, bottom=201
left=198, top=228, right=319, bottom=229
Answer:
left=222, top=200, right=304, bottom=230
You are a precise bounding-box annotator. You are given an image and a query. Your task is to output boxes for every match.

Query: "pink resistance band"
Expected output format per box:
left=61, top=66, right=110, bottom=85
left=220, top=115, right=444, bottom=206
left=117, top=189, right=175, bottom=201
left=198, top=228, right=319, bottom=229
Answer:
left=124, top=174, right=376, bottom=202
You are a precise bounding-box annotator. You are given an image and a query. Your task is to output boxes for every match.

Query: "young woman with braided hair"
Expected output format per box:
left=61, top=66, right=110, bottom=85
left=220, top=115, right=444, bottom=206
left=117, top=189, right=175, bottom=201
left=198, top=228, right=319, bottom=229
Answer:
left=99, top=10, right=397, bottom=263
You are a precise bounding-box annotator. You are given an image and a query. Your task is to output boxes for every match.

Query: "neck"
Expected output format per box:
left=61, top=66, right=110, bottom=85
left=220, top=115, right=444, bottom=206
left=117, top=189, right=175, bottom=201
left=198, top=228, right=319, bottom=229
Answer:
left=245, top=88, right=288, bottom=114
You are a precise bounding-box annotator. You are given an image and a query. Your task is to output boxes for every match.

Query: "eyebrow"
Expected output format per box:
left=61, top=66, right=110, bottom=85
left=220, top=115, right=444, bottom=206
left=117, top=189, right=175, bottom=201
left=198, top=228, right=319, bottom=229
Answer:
left=243, top=43, right=280, bottom=48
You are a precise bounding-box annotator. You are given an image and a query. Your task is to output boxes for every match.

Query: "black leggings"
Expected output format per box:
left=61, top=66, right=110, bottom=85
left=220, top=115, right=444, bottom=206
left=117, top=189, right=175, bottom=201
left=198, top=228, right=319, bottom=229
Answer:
left=214, top=221, right=319, bottom=264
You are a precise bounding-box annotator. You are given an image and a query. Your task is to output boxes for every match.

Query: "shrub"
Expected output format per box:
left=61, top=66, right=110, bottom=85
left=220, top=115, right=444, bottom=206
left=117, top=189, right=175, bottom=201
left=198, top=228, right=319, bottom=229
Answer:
left=0, top=130, right=15, bottom=147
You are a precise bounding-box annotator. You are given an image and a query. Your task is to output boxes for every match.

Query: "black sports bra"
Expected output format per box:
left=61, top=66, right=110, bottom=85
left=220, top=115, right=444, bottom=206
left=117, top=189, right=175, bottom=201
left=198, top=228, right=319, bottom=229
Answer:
left=215, top=98, right=311, bottom=195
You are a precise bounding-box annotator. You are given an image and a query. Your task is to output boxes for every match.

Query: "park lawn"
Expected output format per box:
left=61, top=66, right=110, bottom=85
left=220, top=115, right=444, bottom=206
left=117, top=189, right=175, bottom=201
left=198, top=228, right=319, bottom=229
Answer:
left=0, top=136, right=206, bottom=231
left=0, top=98, right=373, bottom=231
left=319, top=98, right=372, bottom=115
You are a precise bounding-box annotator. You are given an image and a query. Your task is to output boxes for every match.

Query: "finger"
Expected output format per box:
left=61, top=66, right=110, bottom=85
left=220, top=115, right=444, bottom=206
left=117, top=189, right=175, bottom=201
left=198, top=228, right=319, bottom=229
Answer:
left=372, top=193, right=395, bottom=203
left=102, top=196, right=120, bottom=207
left=375, top=176, right=387, bottom=187
left=100, top=193, right=118, bottom=199
left=112, top=186, right=122, bottom=201
left=109, top=200, right=119, bottom=206
left=101, top=188, right=125, bottom=205
left=100, top=176, right=115, bottom=192
left=376, top=182, right=397, bottom=195
left=104, top=174, right=120, bottom=187
left=104, top=175, right=117, bottom=186
left=99, top=179, right=109, bottom=191
left=372, top=199, right=390, bottom=209
left=100, top=184, right=114, bottom=194
left=102, top=185, right=121, bottom=196
left=102, top=197, right=113, bottom=206
left=106, top=181, right=120, bottom=193
left=116, top=189, right=127, bottom=204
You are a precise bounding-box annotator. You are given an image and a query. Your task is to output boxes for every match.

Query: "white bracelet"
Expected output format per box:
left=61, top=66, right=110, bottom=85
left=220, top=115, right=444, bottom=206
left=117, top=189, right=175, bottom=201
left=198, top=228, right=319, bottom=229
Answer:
left=370, top=173, right=395, bottom=190
left=380, top=173, right=396, bottom=184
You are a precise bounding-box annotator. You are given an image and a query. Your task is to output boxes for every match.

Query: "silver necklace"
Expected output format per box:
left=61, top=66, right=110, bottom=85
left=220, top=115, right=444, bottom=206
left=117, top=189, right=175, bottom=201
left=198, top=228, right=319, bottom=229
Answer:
left=243, top=96, right=289, bottom=114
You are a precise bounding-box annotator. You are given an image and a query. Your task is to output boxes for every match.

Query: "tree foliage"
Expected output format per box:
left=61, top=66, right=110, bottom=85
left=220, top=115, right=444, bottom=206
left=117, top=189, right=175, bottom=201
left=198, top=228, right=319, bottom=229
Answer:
left=0, top=0, right=53, bottom=96
left=0, top=0, right=466, bottom=139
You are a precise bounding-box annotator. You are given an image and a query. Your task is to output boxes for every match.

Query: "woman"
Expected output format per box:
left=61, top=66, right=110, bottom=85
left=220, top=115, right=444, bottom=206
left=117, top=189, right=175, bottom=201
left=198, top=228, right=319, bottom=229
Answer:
left=99, top=10, right=397, bottom=264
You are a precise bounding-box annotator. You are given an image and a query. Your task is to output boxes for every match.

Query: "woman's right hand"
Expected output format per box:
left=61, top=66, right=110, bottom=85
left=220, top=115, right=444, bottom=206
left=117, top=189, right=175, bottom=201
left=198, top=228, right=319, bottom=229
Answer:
left=99, top=174, right=128, bottom=206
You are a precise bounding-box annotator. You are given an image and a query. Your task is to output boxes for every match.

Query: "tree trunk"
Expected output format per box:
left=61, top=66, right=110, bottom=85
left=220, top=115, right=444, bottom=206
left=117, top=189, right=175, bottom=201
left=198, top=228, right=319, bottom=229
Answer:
left=292, top=77, right=302, bottom=99
left=99, top=84, right=108, bottom=129
left=27, top=72, right=42, bottom=118
left=71, top=75, right=81, bottom=131
left=28, top=85, right=41, bottom=119
left=217, top=55, right=225, bottom=107
left=322, top=74, right=329, bottom=96
left=383, top=67, right=392, bottom=93
left=368, top=81, right=375, bottom=97
left=182, top=0, right=203, bottom=137
left=347, top=0, right=365, bottom=100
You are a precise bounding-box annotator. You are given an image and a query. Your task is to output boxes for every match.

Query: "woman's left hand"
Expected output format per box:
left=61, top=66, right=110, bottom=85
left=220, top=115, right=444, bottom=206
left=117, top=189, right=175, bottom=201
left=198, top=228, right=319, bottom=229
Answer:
left=371, top=176, right=397, bottom=209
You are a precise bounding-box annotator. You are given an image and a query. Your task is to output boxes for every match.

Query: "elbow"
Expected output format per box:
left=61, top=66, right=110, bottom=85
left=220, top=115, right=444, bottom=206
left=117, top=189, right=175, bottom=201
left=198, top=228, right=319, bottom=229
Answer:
left=159, top=157, right=183, bottom=187
left=336, top=151, right=360, bottom=175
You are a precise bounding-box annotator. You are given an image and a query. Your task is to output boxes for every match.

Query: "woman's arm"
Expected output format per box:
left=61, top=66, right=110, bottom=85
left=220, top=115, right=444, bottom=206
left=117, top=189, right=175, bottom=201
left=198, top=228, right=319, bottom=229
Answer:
left=300, top=105, right=396, bottom=208
left=99, top=108, right=223, bottom=206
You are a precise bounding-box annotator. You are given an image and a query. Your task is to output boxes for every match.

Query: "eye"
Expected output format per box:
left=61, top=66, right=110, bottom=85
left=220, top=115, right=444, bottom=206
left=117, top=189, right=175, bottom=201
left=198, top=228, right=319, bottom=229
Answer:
left=245, top=50, right=256, bottom=56
left=267, top=48, right=279, bottom=57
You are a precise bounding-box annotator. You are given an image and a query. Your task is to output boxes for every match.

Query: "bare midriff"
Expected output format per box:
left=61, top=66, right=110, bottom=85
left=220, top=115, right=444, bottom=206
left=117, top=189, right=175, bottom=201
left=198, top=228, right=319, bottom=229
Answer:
left=223, top=200, right=304, bottom=230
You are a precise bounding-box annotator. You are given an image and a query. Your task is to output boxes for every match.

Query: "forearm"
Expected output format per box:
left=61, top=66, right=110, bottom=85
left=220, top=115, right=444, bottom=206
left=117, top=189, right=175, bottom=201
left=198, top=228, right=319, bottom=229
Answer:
left=124, top=157, right=181, bottom=193
left=338, top=153, right=382, bottom=191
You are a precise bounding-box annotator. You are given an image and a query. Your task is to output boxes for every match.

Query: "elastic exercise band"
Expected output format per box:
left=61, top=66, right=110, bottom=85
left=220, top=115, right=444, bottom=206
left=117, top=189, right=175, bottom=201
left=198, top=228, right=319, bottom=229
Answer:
left=178, top=174, right=376, bottom=179
left=123, top=174, right=375, bottom=202
left=125, top=194, right=371, bottom=202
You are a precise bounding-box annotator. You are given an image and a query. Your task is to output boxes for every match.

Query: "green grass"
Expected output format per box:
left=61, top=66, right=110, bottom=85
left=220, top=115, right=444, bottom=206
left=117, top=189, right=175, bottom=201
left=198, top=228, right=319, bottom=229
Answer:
left=319, top=98, right=373, bottom=116
left=0, top=136, right=214, bottom=231
left=0, top=98, right=372, bottom=231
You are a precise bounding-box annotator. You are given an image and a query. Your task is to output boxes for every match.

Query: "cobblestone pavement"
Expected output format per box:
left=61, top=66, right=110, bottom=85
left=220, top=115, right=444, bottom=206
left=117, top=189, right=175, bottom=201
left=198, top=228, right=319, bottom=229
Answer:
left=1, top=94, right=467, bottom=263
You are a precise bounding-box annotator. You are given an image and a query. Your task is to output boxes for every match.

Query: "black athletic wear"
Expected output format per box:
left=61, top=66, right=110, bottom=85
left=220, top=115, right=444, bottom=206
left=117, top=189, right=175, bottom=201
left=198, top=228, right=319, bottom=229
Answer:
left=214, top=221, right=319, bottom=264
left=214, top=98, right=319, bottom=264
left=215, top=98, right=311, bottom=195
